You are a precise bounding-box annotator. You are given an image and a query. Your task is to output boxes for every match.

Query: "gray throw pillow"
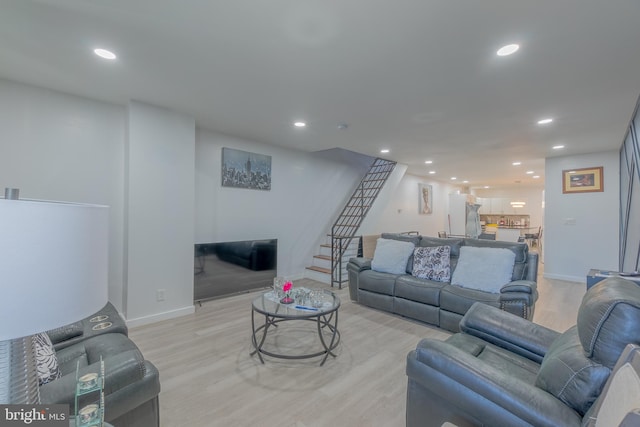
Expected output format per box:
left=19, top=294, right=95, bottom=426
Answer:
left=371, top=238, right=416, bottom=275
left=450, top=246, right=516, bottom=293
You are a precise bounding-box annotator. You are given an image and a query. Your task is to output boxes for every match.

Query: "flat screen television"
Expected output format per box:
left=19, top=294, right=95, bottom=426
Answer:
left=194, top=239, right=277, bottom=302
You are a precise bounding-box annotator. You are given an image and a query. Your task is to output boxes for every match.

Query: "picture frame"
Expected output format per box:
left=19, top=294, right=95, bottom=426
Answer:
left=221, top=147, right=272, bottom=190
left=418, top=183, right=433, bottom=214
left=562, top=166, right=604, bottom=194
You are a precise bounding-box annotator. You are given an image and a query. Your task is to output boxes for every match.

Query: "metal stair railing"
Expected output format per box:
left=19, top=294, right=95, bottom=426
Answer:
left=330, top=158, right=396, bottom=288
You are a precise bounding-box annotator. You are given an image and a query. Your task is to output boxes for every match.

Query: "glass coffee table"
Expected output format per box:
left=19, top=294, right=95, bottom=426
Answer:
left=250, top=289, right=340, bottom=366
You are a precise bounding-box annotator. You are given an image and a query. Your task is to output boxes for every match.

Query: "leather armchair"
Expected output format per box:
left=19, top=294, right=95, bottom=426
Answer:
left=40, top=333, right=160, bottom=427
left=406, top=277, right=640, bottom=427
left=40, top=304, right=160, bottom=427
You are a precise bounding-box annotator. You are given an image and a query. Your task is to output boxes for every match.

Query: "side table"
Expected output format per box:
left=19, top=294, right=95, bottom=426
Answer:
left=587, top=269, right=640, bottom=290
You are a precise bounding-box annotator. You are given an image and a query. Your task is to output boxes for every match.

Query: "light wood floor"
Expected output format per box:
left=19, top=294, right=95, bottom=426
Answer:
left=129, top=265, right=585, bottom=427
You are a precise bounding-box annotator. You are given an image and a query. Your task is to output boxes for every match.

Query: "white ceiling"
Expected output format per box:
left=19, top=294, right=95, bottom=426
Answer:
left=2, top=0, right=640, bottom=189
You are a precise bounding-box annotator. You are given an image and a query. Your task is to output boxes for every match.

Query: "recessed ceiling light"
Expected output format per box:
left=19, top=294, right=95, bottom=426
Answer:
left=512, top=162, right=521, bottom=166
left=293, top=121, right=306, bottom=128
left=496, top=44, right=519, bottom=56
left=537, top=118, right=554, bottom=125
left=484, top=186, right=490, bottom=189
left=533, top=176, right=540, bottom=179
left=552, top=145, right=565, bottom=150
left=526, top=171, right=534, bottom=174
left=451, top=177, right=457, bottom=180
left=380, top=149, right=390, bottom=154
left=463, top=180, right=469, bottom=184
left=428, top=171, right=436, bottom=174
left=94, top=48, right=116, bottom=60
left=424, top=160, right=433, bottom=164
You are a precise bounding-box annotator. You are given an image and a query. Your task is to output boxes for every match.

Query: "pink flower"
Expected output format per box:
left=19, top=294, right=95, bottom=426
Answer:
left=283, top=281, right=292, bottom=293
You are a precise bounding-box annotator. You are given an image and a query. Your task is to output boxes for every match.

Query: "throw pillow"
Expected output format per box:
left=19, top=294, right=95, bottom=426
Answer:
left=412, top=246, right=451, bottom=282
left=371, top=238, right=416, bottom=275
left=34, top=332, right=61, bottom=386
left=450, top=246, right=516, bottom=293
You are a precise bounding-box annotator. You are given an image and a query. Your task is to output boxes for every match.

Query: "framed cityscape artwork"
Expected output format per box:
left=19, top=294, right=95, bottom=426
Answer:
left=221, top=147, right=272, bottom=190
left=562, top=166, right=603, bottom=194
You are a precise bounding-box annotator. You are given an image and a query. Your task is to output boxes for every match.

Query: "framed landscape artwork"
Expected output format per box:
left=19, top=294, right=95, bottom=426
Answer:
left=419, top=183, right=433, bottom=214
left=562, top=166, right=604, bottom=194
left=221, top=147, right=272, bottom=190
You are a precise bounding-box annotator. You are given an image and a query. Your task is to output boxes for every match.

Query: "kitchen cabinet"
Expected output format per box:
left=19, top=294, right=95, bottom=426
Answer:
left=477, top=197, right=529, bottom=215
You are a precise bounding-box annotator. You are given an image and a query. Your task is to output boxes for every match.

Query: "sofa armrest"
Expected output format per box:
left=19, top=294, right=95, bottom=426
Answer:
left=460, top=303, right=559, bottom=363
left=500, top=279, right=537, bottom=294
left=406, top=339, right=581, bottom=427
left=346, top=257, right=372, bottom=301
left=347, top=257, right=372, bottom=271
left=40, top=349, right=145, bottom=405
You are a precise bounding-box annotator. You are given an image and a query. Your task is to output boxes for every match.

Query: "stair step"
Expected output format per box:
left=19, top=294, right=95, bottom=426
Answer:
left=314, top=254, right=331, bottom=261
left=306, top=265, right=331, bottom=274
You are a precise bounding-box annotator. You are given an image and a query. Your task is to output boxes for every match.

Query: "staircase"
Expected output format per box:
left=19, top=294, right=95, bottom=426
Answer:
left=306, top=158, right=397, bottom=287
left=305, top=236, right=360, bottom=284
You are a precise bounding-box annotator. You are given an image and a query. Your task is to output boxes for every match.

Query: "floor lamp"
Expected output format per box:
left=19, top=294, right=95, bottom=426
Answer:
left=0, top=189, right=109, bottom=404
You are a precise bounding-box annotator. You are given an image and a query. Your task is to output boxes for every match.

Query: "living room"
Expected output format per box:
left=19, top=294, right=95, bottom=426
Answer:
left=1, top=2, right=640, bottom=426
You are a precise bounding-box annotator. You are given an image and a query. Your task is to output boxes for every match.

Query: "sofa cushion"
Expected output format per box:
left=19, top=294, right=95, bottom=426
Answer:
left=440, top=284, right=501, bottom=316
left=419, top=237, right=464, bottom=257
left=412, top=246, right=451, bottom=282
left=444, top=333, right=541, bottom=384
left=577, top=277, right=640, bottom=368
left=371, top=238, right=415, bottom=275
left=34, top=332, right=61, bottom=385
left=395, top=275, right=445, bottom=306
left=451, top=246, right=516, bottom=293
left=535, top=326, right=610, bottom=416
left=358, top=269, right=398, bottom=296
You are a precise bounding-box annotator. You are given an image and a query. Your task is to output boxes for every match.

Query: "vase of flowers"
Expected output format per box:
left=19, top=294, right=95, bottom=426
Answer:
left=280, top=281, right=294, bottom=304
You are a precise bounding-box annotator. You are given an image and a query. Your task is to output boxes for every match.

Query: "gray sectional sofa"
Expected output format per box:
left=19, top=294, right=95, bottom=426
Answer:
left=346, top=233, right=539, bottom=332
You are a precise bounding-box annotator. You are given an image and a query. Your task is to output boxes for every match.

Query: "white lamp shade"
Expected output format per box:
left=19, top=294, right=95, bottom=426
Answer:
left=0, top=199, right=109, bottom=340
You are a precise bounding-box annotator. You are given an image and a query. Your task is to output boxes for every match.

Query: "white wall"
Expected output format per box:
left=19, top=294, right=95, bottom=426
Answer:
left=195, top=129, right=365, bottom=279
left=359, top=171, right=463, bottom=237
left=0, top=79, right=127, bottom=309
left=124, top=101, right=196, bottom=325
left=0, top=79, right=371, bottom=327
left=544, top=151, right=619, bottom=282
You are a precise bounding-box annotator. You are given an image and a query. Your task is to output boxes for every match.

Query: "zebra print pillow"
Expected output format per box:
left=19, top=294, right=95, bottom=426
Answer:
left=34, top=332, right=61, bottom=385
left=412, top=245, right=451, bottom=282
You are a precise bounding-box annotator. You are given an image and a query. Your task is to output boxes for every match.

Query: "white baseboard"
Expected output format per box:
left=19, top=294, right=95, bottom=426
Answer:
left=543, top=272, right=585, bottom=284
left=125, top=305, right=195, bottom=328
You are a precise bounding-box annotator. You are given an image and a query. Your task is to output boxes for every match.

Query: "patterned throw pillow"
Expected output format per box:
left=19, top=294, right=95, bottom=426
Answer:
left=33, top=332, right=61, bottom=385
left=412, top=246, right=451, bottom=282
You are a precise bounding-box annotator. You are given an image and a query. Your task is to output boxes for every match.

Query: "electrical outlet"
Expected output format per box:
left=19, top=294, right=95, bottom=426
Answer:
left=156, top=289, right=166, bottom=301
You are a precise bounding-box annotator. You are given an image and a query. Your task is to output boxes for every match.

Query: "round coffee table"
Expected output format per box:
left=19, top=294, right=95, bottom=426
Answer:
left=250, top=289, right=340, bottom=366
